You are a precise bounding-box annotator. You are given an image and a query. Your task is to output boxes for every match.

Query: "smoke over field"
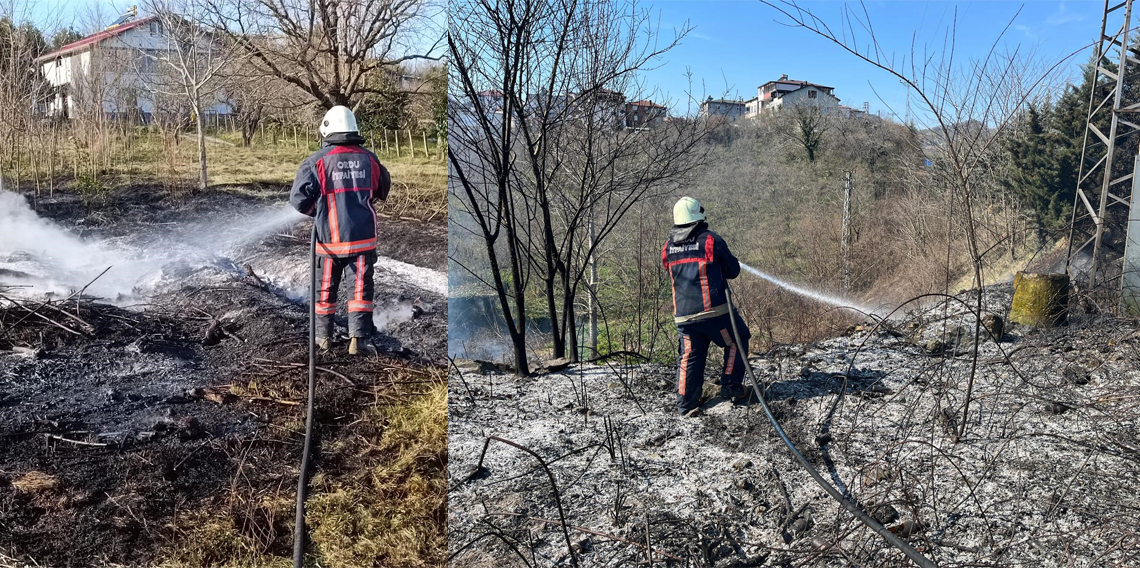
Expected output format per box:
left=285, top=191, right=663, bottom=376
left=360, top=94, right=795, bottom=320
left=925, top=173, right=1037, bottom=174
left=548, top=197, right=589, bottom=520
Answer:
left=0, top=190, right=305, bottom=301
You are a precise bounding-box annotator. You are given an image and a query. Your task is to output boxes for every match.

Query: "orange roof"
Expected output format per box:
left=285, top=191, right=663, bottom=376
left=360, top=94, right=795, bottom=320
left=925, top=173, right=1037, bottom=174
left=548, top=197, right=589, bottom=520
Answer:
left=627, top=99, right=665, bottom=108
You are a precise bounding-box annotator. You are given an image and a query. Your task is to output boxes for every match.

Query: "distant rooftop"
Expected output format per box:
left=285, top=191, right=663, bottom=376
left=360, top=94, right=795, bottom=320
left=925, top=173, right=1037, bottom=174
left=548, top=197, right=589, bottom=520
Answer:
left=36, top=15, right=156, bottom=62
left=628, top=99, right=665, bottom=108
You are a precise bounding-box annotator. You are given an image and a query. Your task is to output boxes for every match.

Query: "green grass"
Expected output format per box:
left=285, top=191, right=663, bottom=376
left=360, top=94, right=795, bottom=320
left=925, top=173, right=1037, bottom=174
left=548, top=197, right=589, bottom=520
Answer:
left=158, top=371, right=447, bottom=568
left=5, top=126, right=446, bottom=222
left=307, top=383, right=447, bottom=567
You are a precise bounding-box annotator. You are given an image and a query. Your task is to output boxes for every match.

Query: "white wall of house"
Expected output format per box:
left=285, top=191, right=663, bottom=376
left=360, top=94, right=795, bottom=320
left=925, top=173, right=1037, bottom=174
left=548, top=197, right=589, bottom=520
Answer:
left=40, top=21, right=231, bottom=120
left=777, top=86, right=840, bottom=113
left=700, top=100, right=746, bottom=122
left=744, top=97, right=760, bottom=119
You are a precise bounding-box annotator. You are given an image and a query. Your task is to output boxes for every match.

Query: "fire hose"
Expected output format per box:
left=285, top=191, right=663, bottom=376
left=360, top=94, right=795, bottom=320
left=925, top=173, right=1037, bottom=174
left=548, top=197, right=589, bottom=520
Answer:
left=293, top=224, right=318, bottom=567
left=724, top=284, right=937, bottom=568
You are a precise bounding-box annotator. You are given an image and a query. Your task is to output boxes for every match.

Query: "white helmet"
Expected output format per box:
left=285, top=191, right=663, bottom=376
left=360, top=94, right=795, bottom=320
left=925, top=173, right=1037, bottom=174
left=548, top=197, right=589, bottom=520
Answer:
left=319, top=105, right=358, bottom=137
left=673, top=196, right=706, bottom=225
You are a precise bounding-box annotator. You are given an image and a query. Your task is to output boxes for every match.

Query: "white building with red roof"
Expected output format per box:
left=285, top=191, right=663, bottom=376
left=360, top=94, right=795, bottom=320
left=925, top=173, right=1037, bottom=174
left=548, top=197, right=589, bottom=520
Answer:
left=34, top=9, right=230, bottom=120
left=744, top=74, right=840, bottom=118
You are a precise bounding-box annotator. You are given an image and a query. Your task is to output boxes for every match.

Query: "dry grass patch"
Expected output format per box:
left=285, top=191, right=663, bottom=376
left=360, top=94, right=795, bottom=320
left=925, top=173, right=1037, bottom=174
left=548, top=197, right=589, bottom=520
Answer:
left=10, top=471, right=57, bottom=495
left=40, top=128, right=446, bottom=222
left=307, top=382, right=447, bottom=567
left=158, top=370, right=447, bottom=568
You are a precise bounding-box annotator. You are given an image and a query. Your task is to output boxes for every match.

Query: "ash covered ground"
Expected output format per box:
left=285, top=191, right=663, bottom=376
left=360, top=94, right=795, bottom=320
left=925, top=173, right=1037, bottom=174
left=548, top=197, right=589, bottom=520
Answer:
left=0, top=187, right=447, bottom=565
left=448, top=285, right=1140, bottom=567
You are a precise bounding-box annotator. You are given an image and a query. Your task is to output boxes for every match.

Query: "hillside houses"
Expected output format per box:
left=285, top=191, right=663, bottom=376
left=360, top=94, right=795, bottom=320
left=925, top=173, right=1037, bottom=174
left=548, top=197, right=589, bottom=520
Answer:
left=699, top=98, right=747, bottom=123
left=625, top=99, right=666, bottom=128
left=470, top=88, right=668, bottom=130
left=697, top=74, right=870, bottom=123
left=745, top=74, right=839, bottom=117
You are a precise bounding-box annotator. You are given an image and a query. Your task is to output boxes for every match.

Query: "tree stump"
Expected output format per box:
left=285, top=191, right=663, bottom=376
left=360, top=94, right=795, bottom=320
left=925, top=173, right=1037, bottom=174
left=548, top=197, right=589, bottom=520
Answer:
left=1009, top=272, right=1069, bottom=327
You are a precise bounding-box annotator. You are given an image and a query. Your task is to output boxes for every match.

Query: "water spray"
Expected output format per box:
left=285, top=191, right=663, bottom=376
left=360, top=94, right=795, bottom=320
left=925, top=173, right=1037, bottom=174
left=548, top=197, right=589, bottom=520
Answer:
left=0, top=190, right=305, bottom=301
left=738, top=261, right=884, bottom=319
left=724, top=284, right=935, bottom=568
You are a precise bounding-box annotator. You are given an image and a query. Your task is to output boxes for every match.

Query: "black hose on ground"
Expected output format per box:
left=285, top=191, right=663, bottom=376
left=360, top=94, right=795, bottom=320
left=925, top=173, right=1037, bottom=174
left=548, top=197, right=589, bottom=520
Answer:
left=724, top=284, right=937, bottom=568
left=293, top=224, right=318, bottom=568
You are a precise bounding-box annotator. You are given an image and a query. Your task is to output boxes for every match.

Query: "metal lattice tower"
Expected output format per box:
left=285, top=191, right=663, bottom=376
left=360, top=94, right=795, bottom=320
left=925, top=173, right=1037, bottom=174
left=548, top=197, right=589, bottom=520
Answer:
left=1066, top=0, right=1140, bottom=313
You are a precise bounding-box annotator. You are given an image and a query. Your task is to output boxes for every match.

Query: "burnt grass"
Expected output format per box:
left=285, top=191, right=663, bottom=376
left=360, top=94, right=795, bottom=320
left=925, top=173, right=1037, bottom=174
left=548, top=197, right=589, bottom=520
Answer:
left=448, top=286, right=1140, bottom=567
left=0, top=186, right=447, bottom=566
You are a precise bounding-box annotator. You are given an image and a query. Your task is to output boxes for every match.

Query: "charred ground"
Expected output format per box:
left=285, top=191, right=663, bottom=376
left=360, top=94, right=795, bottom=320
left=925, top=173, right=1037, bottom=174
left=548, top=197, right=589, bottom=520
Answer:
left=448, top=285, right=1140, bottom=567
left=0, top=186, right=447, bottom=567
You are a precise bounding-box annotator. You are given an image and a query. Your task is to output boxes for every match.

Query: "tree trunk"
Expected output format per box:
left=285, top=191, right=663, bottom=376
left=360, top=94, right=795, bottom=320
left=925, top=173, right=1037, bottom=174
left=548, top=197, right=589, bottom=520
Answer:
left=559, top=269, right=578, bottom=363
left=193, top=100, right=208, bottom=193
left=842, top=171, right=852, bottom=291
left=546, top=275, right=565, bottom=358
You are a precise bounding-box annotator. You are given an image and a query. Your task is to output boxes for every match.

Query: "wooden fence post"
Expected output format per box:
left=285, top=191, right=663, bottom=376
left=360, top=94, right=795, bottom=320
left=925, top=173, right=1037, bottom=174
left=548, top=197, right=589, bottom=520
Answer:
left=423, top=131, right=428, bottom=157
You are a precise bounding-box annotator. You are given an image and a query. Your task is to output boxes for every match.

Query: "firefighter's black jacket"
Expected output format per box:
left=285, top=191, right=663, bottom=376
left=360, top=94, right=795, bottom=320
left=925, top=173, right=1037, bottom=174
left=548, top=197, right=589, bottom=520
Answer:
left=290, top=132, right=391, bottom=258
left=661, top=221, right=741, bottom=324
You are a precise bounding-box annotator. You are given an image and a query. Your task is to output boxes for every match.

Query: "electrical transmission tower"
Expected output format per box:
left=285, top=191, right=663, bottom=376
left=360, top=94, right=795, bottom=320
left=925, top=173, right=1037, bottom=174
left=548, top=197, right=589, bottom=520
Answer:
left=1066, top=0, right=1140, bottom=314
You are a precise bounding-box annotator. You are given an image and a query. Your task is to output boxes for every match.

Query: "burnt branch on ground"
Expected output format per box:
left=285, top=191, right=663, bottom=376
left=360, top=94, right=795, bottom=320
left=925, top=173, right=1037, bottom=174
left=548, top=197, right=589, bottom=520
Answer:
left=449, top=284, right=1140, bottom=566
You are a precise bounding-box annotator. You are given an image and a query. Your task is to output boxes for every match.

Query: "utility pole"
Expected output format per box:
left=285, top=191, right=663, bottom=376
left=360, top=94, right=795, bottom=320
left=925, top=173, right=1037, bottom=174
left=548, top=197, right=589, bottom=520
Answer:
left=842, top=171, right=853, bottom=291
left=1067, top=0, right=1140, bottom=314
left=899, top=80, right=911, bottom=125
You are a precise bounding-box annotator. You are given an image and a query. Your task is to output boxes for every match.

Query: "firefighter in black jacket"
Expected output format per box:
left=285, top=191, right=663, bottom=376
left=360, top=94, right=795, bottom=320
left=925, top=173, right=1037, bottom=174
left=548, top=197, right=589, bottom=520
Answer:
left=290, top=106, right=391, bottom=355
left=661, top=197, right=751, bottom=416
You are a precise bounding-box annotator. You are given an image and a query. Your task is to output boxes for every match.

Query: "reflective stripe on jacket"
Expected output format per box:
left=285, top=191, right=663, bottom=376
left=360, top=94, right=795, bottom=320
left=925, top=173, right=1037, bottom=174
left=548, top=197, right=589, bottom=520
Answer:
left=290, top=133, right=391, bottom=258
left=661, top=222, right=741, bottom=324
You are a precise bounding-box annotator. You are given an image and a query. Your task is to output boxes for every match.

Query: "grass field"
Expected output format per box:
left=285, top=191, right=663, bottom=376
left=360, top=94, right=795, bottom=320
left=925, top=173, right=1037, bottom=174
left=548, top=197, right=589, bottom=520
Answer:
left=2, top=126, right=447, bottom=222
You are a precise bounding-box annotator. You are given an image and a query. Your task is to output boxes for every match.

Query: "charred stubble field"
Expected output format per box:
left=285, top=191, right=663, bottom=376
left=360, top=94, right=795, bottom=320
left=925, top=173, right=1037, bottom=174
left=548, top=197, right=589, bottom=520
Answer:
left=447, top=286, right=1140, bottom=567
left=0, top=186, right=448, bottom=567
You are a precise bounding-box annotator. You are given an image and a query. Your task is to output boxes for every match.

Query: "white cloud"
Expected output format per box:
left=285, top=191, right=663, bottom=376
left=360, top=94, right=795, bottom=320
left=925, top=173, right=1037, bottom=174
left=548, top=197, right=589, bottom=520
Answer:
left=1045, top=1, right=1085, bottom=26
left=1014, top=24, right=1038, bottom=40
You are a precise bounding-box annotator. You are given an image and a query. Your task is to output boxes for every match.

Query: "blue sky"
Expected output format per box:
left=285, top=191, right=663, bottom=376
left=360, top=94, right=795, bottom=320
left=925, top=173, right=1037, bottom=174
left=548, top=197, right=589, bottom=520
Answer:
left=22, top=0, right=446, bottom=61
left=642, top=0, right=1102, bottom=119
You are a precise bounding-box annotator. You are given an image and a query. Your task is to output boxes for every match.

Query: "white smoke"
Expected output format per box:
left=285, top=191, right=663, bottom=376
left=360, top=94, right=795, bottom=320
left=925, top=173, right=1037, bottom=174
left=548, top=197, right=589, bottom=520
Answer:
left=0, top=190, right=305, bottom=301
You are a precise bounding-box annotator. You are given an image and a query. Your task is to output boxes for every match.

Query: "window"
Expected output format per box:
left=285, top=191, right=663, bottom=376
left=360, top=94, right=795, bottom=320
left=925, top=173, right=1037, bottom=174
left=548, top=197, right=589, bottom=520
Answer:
left=809, top=90, right=817, bottom=99
left=140, top=49, right=157, bottom=73
left=150, top=21, right=163, bottom=35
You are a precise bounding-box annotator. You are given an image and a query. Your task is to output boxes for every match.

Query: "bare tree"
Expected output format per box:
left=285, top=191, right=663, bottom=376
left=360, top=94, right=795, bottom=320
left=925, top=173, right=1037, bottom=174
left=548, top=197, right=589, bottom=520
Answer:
left=66, top=13, right=133, bottom=183
left=222, top=54, right=307, bottom=146
left=139, top=0, right=236, bottom=192
left=449, top=0, right=714, bottom=373
left=760, top=0, right=1084, bottom=440
left=774, top=103, right=829, bottom=162
left=0, top=8, right=47, bottom=191
left=204, top=0, right=443, bottom=109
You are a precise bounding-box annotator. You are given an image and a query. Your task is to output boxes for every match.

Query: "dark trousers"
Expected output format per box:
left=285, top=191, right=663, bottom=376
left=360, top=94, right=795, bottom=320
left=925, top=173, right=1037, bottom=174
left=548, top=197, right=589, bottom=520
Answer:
left=675, top=312, right=751, bottom=414
left=315, top=251, right=376, bottom=339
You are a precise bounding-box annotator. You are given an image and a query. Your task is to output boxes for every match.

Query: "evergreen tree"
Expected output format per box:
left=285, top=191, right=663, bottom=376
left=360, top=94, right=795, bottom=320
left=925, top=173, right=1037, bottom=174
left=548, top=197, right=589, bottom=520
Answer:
left=50, top=27, right=82, bottom=51
left=1005, top=58, right=1097, bottom=233
left=1005, top=102, right=1067, bottom=229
